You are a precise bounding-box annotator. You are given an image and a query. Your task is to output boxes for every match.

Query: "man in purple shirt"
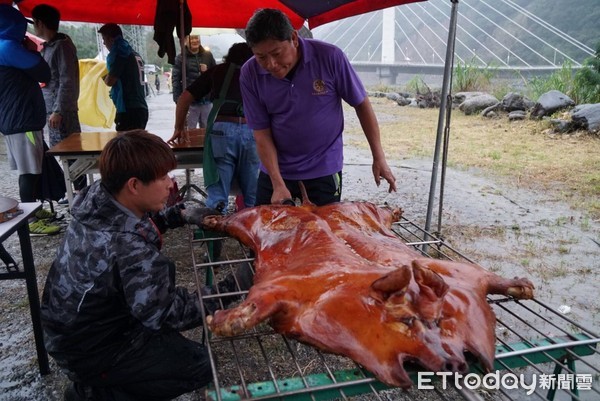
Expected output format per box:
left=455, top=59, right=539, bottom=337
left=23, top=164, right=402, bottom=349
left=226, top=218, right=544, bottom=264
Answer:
left=240, top=8, right=397, bottom=206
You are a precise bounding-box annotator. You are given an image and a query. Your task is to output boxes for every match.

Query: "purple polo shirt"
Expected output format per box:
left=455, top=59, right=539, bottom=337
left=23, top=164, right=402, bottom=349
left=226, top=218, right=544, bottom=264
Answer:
left=240, top=37, right=366, bottom=180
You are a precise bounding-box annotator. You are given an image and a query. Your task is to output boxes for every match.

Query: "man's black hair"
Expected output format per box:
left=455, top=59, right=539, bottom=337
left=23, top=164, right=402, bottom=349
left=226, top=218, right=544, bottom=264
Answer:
left=98, top=23, right=123, bottom=38
left=31, top=4, right=60, bottom=31
left=245, top=8, right=294, bottom=48
left=224, top=42, right=253, bottom=65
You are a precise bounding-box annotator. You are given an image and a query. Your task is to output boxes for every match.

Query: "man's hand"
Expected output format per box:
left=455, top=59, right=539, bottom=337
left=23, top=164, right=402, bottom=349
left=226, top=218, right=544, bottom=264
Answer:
left=270, top=185, right=292, bottom=205
left=372, top=160, right=397, bottom=193
left=49, top=112, right=62, bottom=130
left=168, top=128, right=189, bottom=145
left=184, top=207, right=220, bottom=227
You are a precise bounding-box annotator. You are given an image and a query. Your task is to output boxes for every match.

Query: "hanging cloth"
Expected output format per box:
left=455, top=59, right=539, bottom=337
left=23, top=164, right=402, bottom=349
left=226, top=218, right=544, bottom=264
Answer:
left=203, top=62, right=239, bottom=188
left=153, top=0, right=192, bottom=64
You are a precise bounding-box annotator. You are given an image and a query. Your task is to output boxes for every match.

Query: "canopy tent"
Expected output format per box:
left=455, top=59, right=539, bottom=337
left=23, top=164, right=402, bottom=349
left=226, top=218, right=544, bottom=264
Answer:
left=15, top=0, right=460, bottom=238
left=17, top=0, right=426, bottom=29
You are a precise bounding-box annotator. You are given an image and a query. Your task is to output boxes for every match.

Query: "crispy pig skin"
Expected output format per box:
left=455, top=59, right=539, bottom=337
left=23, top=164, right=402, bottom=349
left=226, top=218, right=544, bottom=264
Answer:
left=204, top=202, right=535, bottom=388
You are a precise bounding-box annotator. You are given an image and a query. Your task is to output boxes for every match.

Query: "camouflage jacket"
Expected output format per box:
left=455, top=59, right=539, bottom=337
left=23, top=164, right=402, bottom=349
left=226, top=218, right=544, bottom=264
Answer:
left=40, top=181, right=203, bottom=367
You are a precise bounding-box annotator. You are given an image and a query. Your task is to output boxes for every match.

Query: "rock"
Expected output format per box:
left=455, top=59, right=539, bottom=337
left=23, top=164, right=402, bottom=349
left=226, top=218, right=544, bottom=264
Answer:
left=501, top=92, right=535, bottom=112
left=396, top=97, right=412, bottom=106
left=453, top=91, right=487, bottom=106
left=530, top=90, right=575, bottom=119
left=367, top=91, right=387, bottom=98
left=508, top=110, right=527, bottom=121
left=570, top=103, right=600, bottom=133
left=386, top=92, right=401, bottom=101
left=459, top=94, right=499, bottom=115
left=549, top=119, right=573, bottom=133
left=481, top=102, right=501, bottom=117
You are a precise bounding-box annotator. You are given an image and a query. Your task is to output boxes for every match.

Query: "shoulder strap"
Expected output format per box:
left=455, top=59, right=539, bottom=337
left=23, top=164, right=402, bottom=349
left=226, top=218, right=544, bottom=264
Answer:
left=203, top=63, right=239, bottom=189
left=205, top=62, right=238, bottom=134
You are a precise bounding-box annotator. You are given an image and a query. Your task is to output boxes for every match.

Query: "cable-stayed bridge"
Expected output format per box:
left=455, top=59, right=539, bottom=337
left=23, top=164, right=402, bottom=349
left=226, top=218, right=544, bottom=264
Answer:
left=312, top=0, right=597, bottom=85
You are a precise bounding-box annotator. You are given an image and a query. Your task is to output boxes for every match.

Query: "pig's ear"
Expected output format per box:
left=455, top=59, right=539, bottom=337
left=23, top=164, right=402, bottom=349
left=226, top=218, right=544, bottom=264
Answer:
left=412, top=260, right=448, bottom=299
left=369, top=265, right=412, bottom=302
left=411, top=260, right=448, bottom=322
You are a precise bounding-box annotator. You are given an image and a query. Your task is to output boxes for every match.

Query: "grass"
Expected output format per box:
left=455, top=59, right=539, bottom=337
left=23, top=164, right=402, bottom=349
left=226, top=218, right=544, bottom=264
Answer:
left=346, top=97, right=600, bottom=219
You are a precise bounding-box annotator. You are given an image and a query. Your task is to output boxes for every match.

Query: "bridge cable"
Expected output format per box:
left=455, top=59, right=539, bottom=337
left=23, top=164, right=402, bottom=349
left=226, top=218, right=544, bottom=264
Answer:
left=347, top=13, right=384, bottom=62
left=414, top=2, right=486, bottom=66
left=405, top=4, right=466, bottom=65
left=480, top=0, right=580, bottom=66
left=394, top=11, right=428, bottom=63
left=459, top=0, right=555, bottom=66
left=436, top=0, right=531, bottom=67
left=430, top=0, right=516, bottom=67
left=397, top=7, right=445, bottom=64
left=501, top=0, right=595, bottom=56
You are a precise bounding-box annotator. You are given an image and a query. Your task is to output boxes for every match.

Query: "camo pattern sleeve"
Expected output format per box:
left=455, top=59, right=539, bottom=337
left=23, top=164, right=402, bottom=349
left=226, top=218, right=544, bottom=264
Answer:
left=40, top=182, right=203, bottom=358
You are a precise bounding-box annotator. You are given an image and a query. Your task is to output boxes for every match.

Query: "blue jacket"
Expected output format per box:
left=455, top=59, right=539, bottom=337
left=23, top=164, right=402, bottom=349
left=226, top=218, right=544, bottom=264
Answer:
left=0, top=5, right=50, bottom=135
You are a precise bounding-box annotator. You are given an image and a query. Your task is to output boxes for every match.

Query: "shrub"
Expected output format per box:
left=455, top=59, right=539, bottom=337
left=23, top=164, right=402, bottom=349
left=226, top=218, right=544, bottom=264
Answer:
left=573, top=42, right=600, bottom=104
left=525, top=43, right=600, bottom=104
left=452, top=58, right=496, bottom=92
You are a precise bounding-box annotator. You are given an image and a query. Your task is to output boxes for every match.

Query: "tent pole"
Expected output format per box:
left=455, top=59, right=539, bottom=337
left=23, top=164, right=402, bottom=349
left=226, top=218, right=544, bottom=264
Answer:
left=180, top=0, right=187, bottom=94
left=423, top=0, right=459, bottom=248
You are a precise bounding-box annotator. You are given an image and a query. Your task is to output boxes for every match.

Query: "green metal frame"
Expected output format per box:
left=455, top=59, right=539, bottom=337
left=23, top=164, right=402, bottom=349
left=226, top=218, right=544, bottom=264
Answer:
left=193, top=228, right=223, bottom=286
left=206, top=333, right=597, bottom=401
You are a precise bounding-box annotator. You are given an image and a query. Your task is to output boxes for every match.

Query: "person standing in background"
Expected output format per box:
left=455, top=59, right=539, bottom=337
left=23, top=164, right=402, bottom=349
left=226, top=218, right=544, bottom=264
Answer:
left=32, top=3, right=86, bottom=199
left=98, top=23, right=148, bottom=131
left=170, top=42, right=259, bottom=212
left=172, top=34, right=216, bottom=128
left=0, top=4, right=60, bottom=235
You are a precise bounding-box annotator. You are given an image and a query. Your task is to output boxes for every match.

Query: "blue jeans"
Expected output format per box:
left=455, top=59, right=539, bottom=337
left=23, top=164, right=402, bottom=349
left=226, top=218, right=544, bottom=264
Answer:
left=206, top=122, right=259, bottom=210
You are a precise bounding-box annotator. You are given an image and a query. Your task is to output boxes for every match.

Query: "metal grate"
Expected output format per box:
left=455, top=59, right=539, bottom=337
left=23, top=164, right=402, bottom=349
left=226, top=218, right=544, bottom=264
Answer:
left=188, top=216, right=600, bottom=401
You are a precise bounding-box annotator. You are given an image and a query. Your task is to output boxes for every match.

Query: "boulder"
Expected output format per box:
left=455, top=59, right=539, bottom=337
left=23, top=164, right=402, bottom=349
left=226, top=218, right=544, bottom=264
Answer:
left=508, top=110, right=527, bottom=121
left=453, top=91, right=487, bottom=106
left=386, top=92, right=401, bottom=102
left=367, top=91, right=387, bottom=98
left=549, top=119, right=573, bottom=133
left=501, top=92, right=535, bottom=112
left=570, top=103, right=600, bottom=133
left=481, top=103, right=501, bottom=117
left=530, top=90, right=575, bottom=119
left=459, top=94, right=499, bottom=115
left=396, top=97, right=412, bottom=106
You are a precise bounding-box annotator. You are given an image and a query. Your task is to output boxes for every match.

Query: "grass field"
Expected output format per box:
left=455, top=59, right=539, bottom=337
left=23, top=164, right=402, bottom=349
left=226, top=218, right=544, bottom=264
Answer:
left=346, top=97, right=600, bottom=219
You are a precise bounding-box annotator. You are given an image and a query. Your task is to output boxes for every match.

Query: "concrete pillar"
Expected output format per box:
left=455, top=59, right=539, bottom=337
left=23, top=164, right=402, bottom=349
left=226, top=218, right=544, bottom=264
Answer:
left=377, top=66, right=395, bottom=85
left=382, top=7, right=395, bottom=64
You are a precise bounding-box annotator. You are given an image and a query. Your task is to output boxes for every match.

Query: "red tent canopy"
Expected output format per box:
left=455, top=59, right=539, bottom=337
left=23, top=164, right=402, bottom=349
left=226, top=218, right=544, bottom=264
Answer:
left=17, top=0, right=425, bottom=29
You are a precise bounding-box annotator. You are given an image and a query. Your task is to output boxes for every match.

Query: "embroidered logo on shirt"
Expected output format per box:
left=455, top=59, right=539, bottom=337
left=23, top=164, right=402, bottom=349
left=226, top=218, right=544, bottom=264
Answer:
left=312, top=79, right=327, bottom=95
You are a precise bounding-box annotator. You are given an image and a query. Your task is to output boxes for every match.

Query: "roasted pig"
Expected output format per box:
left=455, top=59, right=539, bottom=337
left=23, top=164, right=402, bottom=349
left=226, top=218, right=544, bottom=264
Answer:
left=204, top=202, right=534, bottom=388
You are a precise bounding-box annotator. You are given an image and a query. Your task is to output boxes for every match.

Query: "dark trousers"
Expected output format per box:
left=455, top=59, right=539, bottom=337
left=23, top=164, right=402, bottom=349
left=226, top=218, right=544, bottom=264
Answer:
left=255, top=171, right=342, bottom=206
left=115, top=108, right=149, bottom=132
left=65, top=331, right=211, bottom=401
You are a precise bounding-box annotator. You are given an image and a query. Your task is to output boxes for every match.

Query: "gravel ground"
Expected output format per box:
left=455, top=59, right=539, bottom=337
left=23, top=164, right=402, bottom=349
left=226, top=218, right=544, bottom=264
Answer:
left=1, top=93, right=599, bottom=401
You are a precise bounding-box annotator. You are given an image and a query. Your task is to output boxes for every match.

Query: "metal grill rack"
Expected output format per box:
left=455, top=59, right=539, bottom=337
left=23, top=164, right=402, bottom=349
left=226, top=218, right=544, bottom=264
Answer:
left=188, top=217, right=600, bottom=401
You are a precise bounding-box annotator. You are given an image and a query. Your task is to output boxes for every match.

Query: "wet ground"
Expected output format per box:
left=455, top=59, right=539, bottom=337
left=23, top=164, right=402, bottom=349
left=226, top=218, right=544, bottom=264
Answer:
left=1, top=92, right=599, bottom=400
